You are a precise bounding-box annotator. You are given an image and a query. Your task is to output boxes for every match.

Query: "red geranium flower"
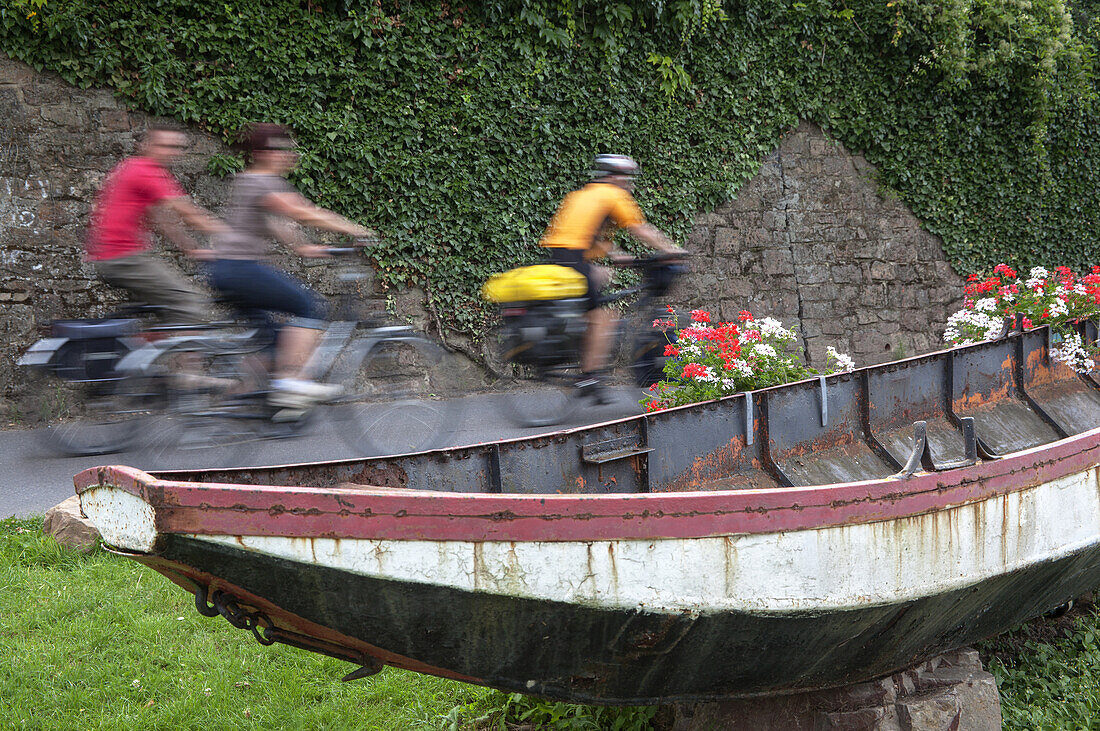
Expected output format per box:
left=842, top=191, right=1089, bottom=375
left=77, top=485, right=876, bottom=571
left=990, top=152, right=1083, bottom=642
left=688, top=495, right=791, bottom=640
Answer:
left=681, top=363, right=708, bottom=379
left=664, top=344, right=680, bottom=356
left=690, top=309, right=711, bottom=324
left=738, top=310, right=754, bottom=322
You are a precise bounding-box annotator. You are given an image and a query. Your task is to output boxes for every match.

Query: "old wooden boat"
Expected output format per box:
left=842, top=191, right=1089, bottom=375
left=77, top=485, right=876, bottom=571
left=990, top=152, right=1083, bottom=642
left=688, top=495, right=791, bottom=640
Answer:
left=76, top=321, right=1100, bottom=704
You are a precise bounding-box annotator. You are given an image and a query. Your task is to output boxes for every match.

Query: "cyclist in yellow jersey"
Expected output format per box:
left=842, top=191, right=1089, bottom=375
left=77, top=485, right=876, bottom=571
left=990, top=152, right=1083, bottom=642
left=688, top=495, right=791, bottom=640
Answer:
left=540, top=154, right=684, bottom=402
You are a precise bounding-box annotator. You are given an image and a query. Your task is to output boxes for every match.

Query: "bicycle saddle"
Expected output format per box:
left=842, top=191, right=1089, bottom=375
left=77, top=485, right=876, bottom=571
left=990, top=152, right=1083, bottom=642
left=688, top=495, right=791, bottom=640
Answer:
left=51, top=318, right=140, bottom=339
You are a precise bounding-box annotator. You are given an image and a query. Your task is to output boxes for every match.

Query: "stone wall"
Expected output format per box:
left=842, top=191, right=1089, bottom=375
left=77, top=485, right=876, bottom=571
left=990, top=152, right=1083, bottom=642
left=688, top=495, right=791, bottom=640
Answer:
left=677, top=120, right=964, bottom=366
left=1, top=54, right=965, bottom=421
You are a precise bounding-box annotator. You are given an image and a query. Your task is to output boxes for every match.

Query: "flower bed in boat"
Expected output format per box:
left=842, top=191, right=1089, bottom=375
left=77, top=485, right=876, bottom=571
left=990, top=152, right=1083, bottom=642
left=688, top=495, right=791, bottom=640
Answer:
left=944, top=264, right=1100, bottom=373
left=643, top=308, right=854, bottom=411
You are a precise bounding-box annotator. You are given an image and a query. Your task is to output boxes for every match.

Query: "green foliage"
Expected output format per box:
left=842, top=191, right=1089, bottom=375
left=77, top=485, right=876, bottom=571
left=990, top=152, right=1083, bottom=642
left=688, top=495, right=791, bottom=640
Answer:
left=2, top=0, right=1099, bottom=343
left=982, top=608, right=1100, bottom=729
left=205, top=152, right=246, bottom=178
left=454, top=691, right=658, bottom=730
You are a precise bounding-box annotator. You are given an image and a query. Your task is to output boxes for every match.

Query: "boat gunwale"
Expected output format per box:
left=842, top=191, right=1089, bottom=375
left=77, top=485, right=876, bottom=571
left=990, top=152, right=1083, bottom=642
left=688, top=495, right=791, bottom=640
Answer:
left=75, top=424, right=1100, bottom=542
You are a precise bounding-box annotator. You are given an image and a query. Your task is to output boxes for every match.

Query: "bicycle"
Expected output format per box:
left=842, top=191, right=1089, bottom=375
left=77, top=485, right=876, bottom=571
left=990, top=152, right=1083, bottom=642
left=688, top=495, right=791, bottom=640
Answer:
left=17, top=303, right=242, bottom=455
left=493, top=253, right=688, bottom=427
left=20, top=248, right=460, bottom=462
left=126, top=247, right=462, bottom=467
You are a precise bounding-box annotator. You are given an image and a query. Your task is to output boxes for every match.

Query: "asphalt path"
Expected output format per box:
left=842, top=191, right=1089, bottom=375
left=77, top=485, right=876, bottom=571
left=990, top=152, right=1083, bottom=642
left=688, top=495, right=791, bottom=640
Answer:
left=0, top=386, right=644, bottom=518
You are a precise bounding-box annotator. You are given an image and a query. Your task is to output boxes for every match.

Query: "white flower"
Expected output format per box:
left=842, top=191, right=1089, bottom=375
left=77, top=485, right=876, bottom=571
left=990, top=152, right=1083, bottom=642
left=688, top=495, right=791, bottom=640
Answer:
left=1026, top=267, right=1049, bottom=291
left=751, top=343, right=777, bottom=359
left=1049, top=297, right=1068, bottom=317
left=756, top=317, right=795, bottom=341
left=974, top=298, right=998, bottom=313
left=1052, top=332, right=1095, bottom=374
left=825, top=346, right=855, bottom=372
left=944, top=308, right=1004, bottom=344
left=732, top=359, right=753, bottom=377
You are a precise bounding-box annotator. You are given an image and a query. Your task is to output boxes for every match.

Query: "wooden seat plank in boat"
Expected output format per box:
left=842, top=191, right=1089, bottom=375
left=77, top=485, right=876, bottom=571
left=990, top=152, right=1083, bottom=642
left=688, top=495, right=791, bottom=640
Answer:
left=866, top=354, right=970, bottom=469
left=951, top=337, right=1063, bottom=455
left=767, top=373, right=896, bottom=486
left=1019, top=328, right=1100, bottom=436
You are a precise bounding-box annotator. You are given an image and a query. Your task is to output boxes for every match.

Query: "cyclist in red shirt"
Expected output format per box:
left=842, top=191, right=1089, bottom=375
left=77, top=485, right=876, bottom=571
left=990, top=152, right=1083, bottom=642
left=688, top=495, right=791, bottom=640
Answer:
left=86, top=125, right=225, bottom=324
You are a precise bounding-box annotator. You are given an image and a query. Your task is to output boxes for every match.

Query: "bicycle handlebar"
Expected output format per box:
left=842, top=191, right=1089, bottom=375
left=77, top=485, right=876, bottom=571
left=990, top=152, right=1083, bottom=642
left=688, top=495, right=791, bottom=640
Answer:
left=613, top=252, right=694, bottom=269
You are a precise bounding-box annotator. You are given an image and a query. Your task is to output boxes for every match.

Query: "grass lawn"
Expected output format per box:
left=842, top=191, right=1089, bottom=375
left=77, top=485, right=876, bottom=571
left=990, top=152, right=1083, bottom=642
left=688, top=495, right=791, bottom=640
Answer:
left=0, top=516, right=658, bottom=730
left=5, top=515, right=1100, bottom=730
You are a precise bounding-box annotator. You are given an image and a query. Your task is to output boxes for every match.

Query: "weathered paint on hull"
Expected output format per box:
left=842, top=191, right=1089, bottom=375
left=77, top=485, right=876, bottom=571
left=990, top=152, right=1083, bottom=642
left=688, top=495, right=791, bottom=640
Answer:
left=152, top=533, right=1100, bottom=704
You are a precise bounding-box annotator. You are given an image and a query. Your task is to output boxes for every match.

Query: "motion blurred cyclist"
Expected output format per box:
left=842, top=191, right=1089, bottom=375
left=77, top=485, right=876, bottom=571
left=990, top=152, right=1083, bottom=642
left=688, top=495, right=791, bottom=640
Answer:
left=207, top=123, right=374, bottom=408
left=539, top=154, right=684, bottom=402
left=86, top=124, right=225, bottom=325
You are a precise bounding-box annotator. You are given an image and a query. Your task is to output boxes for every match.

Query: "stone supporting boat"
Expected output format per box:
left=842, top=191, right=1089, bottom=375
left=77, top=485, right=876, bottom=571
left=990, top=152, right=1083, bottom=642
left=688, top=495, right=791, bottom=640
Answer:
left=76, top=323, right=1100, bottom=704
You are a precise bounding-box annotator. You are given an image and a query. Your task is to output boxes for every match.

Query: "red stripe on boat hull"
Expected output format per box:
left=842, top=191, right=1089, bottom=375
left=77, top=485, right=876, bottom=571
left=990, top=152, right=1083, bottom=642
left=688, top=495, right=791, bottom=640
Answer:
left=75, top=428, right=1100, bottom=542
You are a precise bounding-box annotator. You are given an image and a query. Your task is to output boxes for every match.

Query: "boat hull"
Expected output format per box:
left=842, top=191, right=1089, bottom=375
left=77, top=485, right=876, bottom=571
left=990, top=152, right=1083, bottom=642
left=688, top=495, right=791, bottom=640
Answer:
left=143, top=531, right=1099, bottom=704
left=79, top=445, right=1100, bottom=703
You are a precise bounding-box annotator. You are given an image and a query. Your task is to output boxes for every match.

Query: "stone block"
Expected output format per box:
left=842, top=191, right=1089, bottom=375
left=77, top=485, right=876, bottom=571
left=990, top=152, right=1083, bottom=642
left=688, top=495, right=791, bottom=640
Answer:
left=40, top=105, right=87, bottom=128
left=869, top=261, right=896, bottom=280
left=43, top=495, right=101, bottom=553
left=795, top=263, right=830, bottom=285
left=0, top=86, right=29, bottom=129
left=0, top=57, right=37, bottom=85
left=686, top=225, right=713, bottom=253
left=896, top=689, right=959, bottom=730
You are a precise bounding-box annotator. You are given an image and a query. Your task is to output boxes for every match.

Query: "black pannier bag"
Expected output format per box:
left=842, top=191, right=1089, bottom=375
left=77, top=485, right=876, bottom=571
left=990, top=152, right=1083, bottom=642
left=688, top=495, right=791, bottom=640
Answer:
left=48, top=318, right=140, bottom=382
left=499, top=298, right=587, bottom=367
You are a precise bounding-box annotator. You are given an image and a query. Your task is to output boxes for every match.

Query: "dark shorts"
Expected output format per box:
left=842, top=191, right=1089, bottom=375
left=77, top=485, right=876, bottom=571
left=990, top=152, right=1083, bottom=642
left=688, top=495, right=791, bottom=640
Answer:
left=206, top=259, right=328, bottom=339
left=548, top=247, right=602, bottom=311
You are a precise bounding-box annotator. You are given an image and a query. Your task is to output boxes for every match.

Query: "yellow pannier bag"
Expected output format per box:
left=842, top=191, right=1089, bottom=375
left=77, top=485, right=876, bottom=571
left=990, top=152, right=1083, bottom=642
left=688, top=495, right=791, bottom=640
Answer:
left=481, top=264, right=588, bottom=303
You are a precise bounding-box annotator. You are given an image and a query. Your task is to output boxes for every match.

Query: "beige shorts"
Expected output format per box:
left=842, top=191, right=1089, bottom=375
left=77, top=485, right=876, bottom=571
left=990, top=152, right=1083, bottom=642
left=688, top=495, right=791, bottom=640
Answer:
left=94, top=253, right=209, bottom=325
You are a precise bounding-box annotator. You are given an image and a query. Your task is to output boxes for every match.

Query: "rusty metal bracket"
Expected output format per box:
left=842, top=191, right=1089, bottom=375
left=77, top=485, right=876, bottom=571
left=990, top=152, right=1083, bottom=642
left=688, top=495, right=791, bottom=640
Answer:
left=581, top=435, right=654, bottom=465
left=744, top=392, right=754, bottom=447
left=488, top=444, right=503, bottom=493
left=342, top=659, right=384, bottom=682
left=895, top=421, right=935, bottom=477
left=896, top=417, right=978, bottom=476
left=936, top=417, right=978, bottom=470
left=818, top=376, right=828, bottom=427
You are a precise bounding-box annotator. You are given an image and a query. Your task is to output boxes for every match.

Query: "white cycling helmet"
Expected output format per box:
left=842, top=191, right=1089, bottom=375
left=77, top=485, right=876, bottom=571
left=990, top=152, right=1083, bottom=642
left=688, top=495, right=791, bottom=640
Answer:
left=591, top=154, right=641, bottom=179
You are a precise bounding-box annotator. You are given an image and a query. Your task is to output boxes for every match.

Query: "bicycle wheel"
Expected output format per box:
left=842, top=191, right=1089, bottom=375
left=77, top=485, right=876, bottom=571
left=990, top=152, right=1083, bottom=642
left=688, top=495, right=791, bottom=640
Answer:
left=46, top=373, right=167, bottom=456
left=131, top=341, right=276, bottom=471
left=328, top=335, right=464, bottom=456
left=499, top=363, right=581, bottom=428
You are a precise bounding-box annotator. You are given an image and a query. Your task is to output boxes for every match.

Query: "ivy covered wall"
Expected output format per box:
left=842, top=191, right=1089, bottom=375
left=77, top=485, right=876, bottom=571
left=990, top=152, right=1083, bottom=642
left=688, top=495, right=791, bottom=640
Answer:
left=1, top=0, right=1097, bottom=340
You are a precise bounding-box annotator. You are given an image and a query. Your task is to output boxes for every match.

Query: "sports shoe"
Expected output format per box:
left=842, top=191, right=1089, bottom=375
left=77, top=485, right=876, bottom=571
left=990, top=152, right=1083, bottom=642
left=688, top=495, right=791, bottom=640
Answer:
left=574, top=375, right=614, bottom=405
left=268, top=378, right=344, bottom=408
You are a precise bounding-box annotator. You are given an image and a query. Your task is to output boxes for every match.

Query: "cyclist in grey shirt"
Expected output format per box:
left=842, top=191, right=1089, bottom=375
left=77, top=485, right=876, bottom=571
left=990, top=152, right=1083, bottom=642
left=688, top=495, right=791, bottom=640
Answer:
left=208, top=123, right=373, bottom=407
